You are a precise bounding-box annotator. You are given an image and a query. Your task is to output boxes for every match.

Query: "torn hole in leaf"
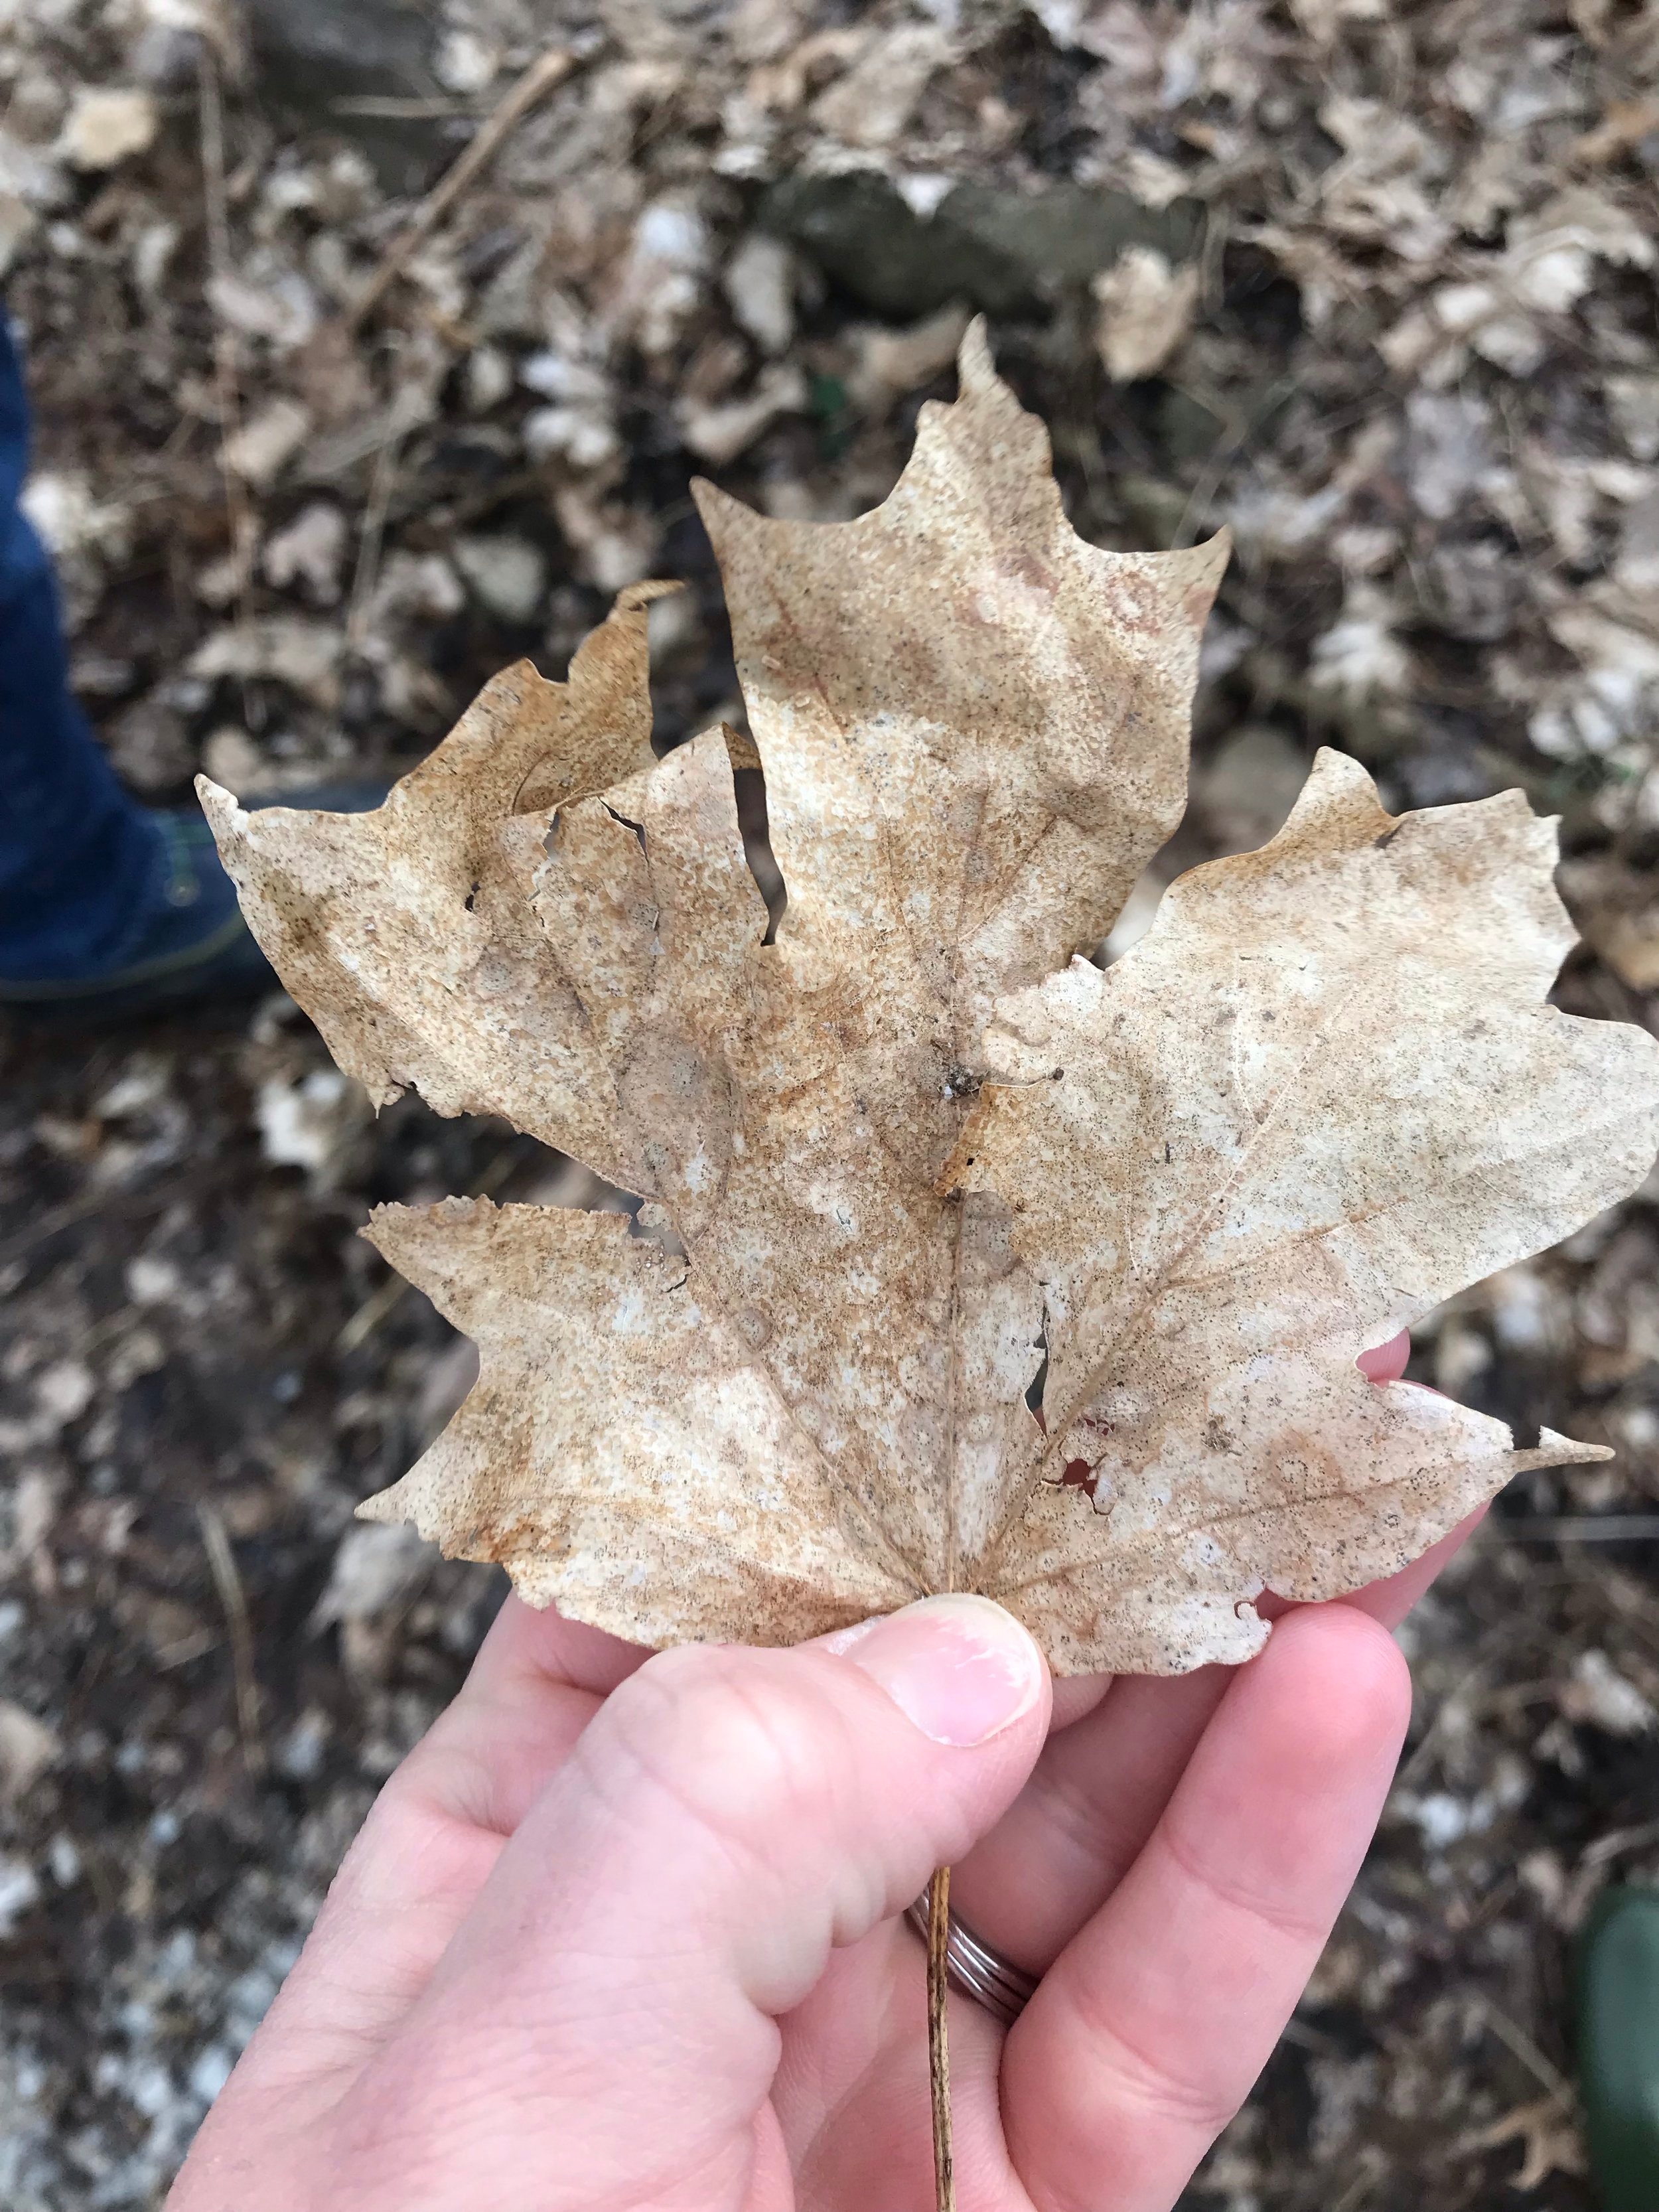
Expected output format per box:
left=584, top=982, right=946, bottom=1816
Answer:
left=603, top=802, right=646, bottom=848
left=1025, top=1319, right=1050, bottom=1432
left=731, top=761, right=786, bottom=944
left=633, top=1200, right=687, bottom=1261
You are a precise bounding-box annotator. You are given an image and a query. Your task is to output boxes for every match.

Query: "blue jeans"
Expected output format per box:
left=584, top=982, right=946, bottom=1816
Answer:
left=0, top=315, right=163, bottom=983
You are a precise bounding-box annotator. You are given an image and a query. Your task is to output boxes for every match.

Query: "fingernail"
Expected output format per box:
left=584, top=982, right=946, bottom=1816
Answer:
left=828, top=1595, right=1044, bottom=1747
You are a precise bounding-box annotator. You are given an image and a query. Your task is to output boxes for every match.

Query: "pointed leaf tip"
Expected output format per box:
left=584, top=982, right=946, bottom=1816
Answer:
left=956, top=313, right=997, bottom=392
left=194, top=773, right=242, bottom=844
left=613, top=577, right=684, bottom=615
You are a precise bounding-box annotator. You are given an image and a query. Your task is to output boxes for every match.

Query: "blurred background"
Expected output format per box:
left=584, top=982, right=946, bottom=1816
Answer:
left=1, top=0, right=1658, bottom=2203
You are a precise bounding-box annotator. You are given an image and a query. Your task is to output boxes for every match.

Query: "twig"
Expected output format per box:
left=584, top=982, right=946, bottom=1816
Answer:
left=331, top=96, right=488, bottom=121
left=1329, top=2168, right=1377, bottom=2212
left=1581, top=1816, right=1659, bottom=1869
left=1494, top=1513, right=1659, bottom=1541
left=345, top=417, right=407, bottom=658
left=336, top=1268, right=410, bottom=1357
left=0, top=1182, right=183, bottom=1268
left=196, top=1503, right=265, bottom=1779
left=1473, top=1995, right=1572, bottom=2102
left=346, top=47, right=577, bottom=333
left=196, top=42, right=260, bottom=729
left=1169, top=373, right=1295, bottom=551
left=926, top=1866, right=956, bottom=2212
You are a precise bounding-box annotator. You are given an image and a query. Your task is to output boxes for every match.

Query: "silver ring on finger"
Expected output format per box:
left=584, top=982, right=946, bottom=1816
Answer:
left=906, top=1889, right=1040, bottom=2028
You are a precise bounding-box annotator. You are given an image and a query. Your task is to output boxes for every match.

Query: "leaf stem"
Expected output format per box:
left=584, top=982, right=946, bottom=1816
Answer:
left=927, top=1864, right=956, bottom=2212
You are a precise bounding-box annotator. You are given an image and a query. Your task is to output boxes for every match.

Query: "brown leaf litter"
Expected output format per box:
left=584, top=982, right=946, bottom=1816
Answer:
left=7, top=1, right=1659, bottom=2195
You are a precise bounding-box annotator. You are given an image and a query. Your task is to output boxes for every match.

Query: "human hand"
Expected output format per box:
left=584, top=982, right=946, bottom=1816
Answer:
left=168, top=1339, right=1458, bottom=2212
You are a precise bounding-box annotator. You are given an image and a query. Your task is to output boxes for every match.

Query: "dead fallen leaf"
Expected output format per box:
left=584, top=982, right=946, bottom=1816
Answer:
left=60, top=88, right=159, bottom=172
left=1092, top=246, right=1202, bottom=382
left=1455, top=2095, right=1586, bottom=2191
left=1589, top=909, right=1659, bottom=993
left=202, top=325, right=1659, bottom=1674
left=0, top=1700, right=58, bottom=1806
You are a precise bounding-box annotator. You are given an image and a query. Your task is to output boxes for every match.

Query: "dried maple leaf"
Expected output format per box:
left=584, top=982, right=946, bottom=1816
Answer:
left=201, top=325, right=1659, bottom=1676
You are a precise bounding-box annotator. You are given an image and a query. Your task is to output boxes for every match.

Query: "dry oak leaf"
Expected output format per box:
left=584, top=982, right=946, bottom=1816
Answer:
left=201, top=325, right=1659, bottom=1674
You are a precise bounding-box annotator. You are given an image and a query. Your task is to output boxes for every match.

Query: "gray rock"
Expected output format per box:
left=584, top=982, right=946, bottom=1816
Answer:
left=246, top=0, right=447, bottom=190
left=247, top=0, right=435, bottom=96
left=762, top=173, right=1201, bottom=320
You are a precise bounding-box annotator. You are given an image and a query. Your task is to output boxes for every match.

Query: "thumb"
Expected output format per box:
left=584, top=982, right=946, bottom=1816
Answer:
left=332, top=1596, right=1048, bottom=2206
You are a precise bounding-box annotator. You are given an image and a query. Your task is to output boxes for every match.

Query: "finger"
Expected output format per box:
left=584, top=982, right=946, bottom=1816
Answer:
left=1049, top=1672, right=1116, bottom=1731
left=954, top=1512, right=1475, bottom=1977
left=1005, top=1603, right=1410, bottom=2212
left=950, top=1662, right=1230, bottom=1971
left=956, top=1499, right=1477, bottom=1974
left=330, top=1597, right=1050, bottom=2210
left=467, top=1587, right=648, bottom=1700
left=410, top=1593, right=650, bottom=1834
left=1356, top=1328, right=1411, bottom=1382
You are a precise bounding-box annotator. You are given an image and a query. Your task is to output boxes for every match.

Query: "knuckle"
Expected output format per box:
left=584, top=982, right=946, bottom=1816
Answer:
left=1063, top=1978, right=1245, bottom=2144
left=1161, top=1822, right=1332, bottom=1948
left=586, top=1645, right=850, bottom=1868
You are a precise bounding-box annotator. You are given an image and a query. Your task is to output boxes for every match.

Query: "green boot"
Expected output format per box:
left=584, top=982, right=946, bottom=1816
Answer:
left=1580, top=1886, right=1659, bottom=2212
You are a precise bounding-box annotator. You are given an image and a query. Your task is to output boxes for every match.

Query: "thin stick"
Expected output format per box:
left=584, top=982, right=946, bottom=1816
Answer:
left=1496, top=1513, right=1659, bottom=1541
left=1473, top=1994, right=1573, bottom=2102
left=346, top=46, right=577, bottom=332
left=345, top=417, right=407, bottom=658
left=926, top=1865, right=956, bottom=2212
left=196, top=42, right=259, bottom=726
left=196, top=1503, right=265, bottom=1779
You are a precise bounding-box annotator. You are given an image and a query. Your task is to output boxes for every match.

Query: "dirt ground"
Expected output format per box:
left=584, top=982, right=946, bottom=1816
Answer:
left=3, top=1, right=1659, bottom=2205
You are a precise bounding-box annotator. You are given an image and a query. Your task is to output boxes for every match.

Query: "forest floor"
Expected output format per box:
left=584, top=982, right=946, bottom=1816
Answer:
left=3, top=1, right=1659, bottom=2205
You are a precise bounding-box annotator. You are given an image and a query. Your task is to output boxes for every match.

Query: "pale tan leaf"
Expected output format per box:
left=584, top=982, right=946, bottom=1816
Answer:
left=207, top=325, right=1659, bottom=1674
left=945, top=749, right=1659, bottom=1669
left=1091, top=247, right=1202, bottom=382
left=696, top=318, right=1228, bottom=1063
